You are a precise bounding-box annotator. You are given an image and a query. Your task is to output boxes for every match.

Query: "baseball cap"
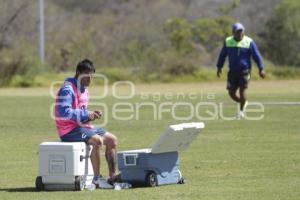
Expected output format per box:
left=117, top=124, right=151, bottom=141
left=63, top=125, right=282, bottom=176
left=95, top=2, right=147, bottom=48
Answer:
left=232, top=22, right=245, bottom=32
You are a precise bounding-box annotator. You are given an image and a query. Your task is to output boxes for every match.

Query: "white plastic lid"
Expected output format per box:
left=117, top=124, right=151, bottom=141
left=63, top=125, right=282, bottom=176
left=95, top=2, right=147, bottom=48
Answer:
left=39, top=142, right=86, bottom=151
left=151, top=122, right=205, bottom=154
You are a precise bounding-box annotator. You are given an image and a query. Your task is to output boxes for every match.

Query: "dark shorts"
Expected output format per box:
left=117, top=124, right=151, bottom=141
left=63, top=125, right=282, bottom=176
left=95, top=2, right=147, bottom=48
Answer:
left=227, top=70, right=251, bottom=91
left=60, top=127, right=107, bottom=143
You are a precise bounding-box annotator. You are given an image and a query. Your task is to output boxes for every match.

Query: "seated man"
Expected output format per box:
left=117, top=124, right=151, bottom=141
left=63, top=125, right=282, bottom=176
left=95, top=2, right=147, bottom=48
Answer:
left=54, top=59, right=118, bottom=188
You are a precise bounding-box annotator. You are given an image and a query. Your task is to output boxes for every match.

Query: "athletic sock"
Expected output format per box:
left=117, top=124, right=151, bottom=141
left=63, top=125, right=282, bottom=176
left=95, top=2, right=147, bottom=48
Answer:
left=241, top=100, right=248, bottom=112
left=93, top=175, right=103, bottom=181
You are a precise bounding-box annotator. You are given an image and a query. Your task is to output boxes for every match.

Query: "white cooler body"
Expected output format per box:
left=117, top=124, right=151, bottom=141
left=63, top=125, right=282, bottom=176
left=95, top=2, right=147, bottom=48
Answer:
left=37, top=142, right=94, bottom=190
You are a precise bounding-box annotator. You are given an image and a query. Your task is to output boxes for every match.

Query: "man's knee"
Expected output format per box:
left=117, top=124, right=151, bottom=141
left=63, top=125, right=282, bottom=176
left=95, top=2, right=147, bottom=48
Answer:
left=228, top=90, right=236, bottom=97
left=88, top=135, right=103, bottom=147
left=104, top=132, right=118, bottom=148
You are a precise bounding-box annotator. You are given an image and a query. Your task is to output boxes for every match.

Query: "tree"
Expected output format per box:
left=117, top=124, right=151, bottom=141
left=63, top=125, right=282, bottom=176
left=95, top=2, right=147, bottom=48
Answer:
left=261, top=0, right=300, bottom=66
left=0, top=1, right=29, bottom=50
left=163, top=18, right=193, bottom=55
left=192, top=16, right=234, bottom=52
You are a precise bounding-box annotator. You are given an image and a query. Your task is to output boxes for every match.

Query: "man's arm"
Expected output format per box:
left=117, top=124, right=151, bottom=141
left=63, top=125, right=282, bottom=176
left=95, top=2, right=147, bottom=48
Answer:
left=216, top=42, right=227, bottom=77
left=250, top=41, right=265, bottom=78
left=56, top=87, right=89, bottom=123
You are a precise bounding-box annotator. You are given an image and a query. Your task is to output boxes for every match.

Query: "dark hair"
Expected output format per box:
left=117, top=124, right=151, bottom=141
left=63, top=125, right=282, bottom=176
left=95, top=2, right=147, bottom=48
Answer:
left=76, top=59, right=95, bottom=74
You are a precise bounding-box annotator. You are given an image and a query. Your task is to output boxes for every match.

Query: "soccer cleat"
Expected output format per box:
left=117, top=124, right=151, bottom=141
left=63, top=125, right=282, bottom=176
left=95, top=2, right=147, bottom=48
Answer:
left=92, top=176, right=114, bottom=189
left=236, top=110, right=245, bottom=120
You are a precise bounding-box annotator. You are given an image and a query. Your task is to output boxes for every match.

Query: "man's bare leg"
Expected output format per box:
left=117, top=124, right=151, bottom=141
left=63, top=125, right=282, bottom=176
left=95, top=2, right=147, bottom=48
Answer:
left=87, top=135, right=103, bottom=177
left=239, top=87, right=247, bottom=111
left=103, top=132, right=118, bottom=179
left=90, top=145, right=100, bottom=176
left=228, top=89, right=241, bottom=103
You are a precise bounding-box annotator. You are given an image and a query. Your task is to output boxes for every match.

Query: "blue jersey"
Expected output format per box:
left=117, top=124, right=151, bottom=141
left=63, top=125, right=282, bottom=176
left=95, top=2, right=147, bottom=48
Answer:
left=216, top=36, right=264, bottom=72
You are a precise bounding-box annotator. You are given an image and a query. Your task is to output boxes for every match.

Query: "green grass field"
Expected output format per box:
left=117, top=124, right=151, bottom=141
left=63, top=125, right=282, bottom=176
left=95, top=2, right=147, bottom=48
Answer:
left=0, top=80, right=299, bottom=200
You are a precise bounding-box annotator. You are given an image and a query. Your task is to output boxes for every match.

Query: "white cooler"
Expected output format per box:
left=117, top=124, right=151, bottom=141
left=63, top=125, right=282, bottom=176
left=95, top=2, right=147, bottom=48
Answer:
left=117, top=122, right=205, bottom=187
left=35, top=142, right=94, bottom=191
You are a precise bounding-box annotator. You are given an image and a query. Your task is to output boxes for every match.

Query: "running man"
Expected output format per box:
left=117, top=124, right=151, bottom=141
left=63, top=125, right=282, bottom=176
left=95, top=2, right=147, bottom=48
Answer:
left=216, top=22, right=266, bottom=119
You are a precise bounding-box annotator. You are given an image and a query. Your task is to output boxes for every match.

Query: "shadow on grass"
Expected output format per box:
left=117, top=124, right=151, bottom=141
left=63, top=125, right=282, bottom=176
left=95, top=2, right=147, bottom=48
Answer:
left=0, top=184, right=171, bottom=192
left=0, top=187, right=36, bottom=192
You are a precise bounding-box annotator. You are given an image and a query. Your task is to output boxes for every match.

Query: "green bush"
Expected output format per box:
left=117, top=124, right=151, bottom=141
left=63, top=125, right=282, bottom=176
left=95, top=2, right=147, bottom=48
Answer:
left=163, top=18, right=193, bottom=55
left=193, top=16, right=234, bottom=52
left=0, top=39, right=45, bottom=87
left=118, top=39, right=162, bottom=70
left=261, top=0, right=300, bottom=67
left=160, top=51, right=198, bottom=76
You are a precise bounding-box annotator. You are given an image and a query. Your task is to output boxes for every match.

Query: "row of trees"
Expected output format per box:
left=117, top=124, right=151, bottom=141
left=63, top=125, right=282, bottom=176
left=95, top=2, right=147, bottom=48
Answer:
left=0, top=0, right=299, bottom=86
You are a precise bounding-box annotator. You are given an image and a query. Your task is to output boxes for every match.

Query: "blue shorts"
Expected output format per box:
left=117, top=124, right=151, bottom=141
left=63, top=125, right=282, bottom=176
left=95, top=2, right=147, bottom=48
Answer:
left=60, top=127, right=107, bottom=143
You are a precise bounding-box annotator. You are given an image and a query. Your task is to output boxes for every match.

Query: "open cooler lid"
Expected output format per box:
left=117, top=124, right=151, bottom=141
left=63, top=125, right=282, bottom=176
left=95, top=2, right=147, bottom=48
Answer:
left=151, top=122, right=205, bottom=154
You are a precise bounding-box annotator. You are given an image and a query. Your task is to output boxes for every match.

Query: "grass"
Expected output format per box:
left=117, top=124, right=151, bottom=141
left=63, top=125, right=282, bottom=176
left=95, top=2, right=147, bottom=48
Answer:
left=4, top=65, right=300, bottom=87
left=0, top=80, right=300, bottom=200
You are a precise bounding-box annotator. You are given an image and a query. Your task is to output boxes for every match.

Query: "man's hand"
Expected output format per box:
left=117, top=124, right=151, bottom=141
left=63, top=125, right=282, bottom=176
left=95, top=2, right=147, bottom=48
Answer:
left=88, top=110, right=102, bottom=121
left=217, top=68, right=222, bottom=78
left=259, top=69, right=266, bottom=79
left=94, top=110, right=102, bottom=119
